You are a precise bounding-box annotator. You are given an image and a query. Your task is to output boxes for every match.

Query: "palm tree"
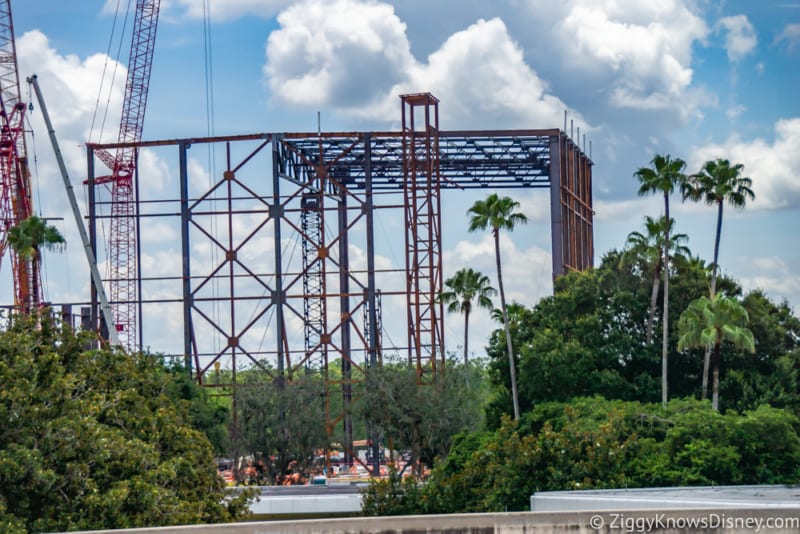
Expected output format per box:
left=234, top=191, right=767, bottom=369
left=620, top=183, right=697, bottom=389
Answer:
left=634, top=154, right=687, bottom=406
left=682, top=158, right=754, bottom=399
left=622, top=216, right=690, bottom=345
left=490, top=302, right=526, bottom=325
left=439, top=268, right=496, bottom=382
left=468, top=193, right=527, bottom=420
left=7, top=215, right=66, bottom=310
left=678, top=293, right=755, bottom=410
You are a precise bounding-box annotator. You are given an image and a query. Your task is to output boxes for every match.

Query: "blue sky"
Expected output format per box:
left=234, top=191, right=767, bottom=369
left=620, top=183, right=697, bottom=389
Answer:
left=6, top=0, right=800, bottom=358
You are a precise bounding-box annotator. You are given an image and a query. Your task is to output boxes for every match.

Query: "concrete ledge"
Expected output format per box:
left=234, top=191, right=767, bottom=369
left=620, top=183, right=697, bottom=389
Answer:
left=74, top=507, right=800, bottom=533
left=250, top=493, right=362, bottom=517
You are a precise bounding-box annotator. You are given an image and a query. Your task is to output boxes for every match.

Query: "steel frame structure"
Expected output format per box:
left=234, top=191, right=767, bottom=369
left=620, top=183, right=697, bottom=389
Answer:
left=85, top=116, right=593, bottom=465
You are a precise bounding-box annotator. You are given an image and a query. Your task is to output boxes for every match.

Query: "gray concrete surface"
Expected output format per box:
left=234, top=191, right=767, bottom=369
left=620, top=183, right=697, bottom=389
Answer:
left=73, top=507, right=800, bottom=533
left=531, top=484, right=800, bottom=512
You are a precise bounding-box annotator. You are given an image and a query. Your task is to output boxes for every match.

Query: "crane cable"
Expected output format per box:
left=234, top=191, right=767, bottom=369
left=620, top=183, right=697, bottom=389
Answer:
left=89, top=0, right=130, bottom=146
left=202, top=0, right=223, bottom=354
left=88, top=0, right=132, bottom=289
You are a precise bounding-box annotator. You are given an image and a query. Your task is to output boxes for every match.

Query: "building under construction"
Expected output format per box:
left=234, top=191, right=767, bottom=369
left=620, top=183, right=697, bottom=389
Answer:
left=2, top=0, right=592, bottom=472
left=83, top=94, right=593, bottom=389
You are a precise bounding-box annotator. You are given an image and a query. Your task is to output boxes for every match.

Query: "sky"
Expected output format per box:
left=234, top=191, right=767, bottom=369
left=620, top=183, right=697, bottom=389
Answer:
left=5, top=0, right=800, bottom=362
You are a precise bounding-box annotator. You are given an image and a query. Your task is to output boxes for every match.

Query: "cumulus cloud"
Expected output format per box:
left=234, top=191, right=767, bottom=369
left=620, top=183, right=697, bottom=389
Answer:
left=398, top=18, right=578, bottom=129
left=17, top=30, right=124, bottom=143
left=689, top=118, right=800, bottom=210
left=12, top=30, right=176, bottom=313
left=735, top=256, right=800, bottom=315
left=716, top=15, right=758, bottom=62
left=520, top=0, right=709, bottom=118
left=775, top=23, right=800, bottom=53
left=264, top=0, right=584, bottom=130
left=265, top=0, right=414, bottom=108
left=593, top=196, right=661, bottom=223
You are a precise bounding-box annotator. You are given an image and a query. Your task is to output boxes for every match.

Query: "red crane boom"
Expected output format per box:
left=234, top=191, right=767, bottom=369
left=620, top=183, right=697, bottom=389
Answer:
left=0, top=0, right=37, bottom=311
left=95, top=0, right=160, bottom=350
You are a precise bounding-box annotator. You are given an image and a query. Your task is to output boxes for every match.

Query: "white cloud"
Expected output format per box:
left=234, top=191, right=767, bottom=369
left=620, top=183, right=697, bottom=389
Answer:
left=775, top=23, right=800, bottom=53
left=522, top=0, right=709, bottom=118
left=716, top=15, right=758, bottom=62
left=264, top=1, right=584, bottom=130
left=689, top=118, right=800, bottom=210
left=735, top=256, right=800, bottom=315
left=17, top=30, right=124, bottom=143
left=398, top=18, right=579, bottom=129
left=593, top=196, right=661, bottom=223
left=264, top=0, right=414, bottom=108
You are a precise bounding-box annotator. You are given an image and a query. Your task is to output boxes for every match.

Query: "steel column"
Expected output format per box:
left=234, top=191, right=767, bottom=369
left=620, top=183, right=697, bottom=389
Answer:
left=338, top=192, right=353, bottom=465
left=401, top=93, right=444, bottom=382
left=272, top=135, right=285, bottom=378
left=179, top=141, right=192, bottom=374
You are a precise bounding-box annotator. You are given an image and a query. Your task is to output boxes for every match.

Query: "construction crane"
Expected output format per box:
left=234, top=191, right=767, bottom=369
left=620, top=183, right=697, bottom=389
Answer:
left=93, top=0, right=160, bottom=351
left=28, top=74, right=122, bottom=347
left=0, top=0, right=37, bottom=312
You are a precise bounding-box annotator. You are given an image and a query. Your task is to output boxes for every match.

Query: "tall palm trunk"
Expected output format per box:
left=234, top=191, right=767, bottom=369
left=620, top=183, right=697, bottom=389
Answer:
left=662, top=193, right=670, bottom=407
left=647, top=257, right=662, bottom=345
left=463, top=304, right=471, bottom=389
left=711, top=341, right=721, bottom=411
left=495, top=229, right=520, bottom=420
left=702, top=200, right=725, bottom=399
left=463, top=305, right=470, bottom=367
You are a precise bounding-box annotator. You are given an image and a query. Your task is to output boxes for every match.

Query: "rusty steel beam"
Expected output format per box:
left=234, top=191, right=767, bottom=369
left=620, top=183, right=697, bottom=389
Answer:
left=82, top=124, right=593, bottom=470
left=401, top=93, right=444, bottom=383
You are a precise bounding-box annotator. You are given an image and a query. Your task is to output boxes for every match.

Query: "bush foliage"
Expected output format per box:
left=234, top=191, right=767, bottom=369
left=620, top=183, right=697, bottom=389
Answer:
left=0, top=315, right=253, bottom=532
left=363, top=397, right=800, bottom=515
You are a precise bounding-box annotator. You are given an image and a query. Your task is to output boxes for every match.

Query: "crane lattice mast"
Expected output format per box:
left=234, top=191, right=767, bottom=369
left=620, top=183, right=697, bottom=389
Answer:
left=94, top=0, right=160, bottom=350
left=0, top=0, right=37, bottom=311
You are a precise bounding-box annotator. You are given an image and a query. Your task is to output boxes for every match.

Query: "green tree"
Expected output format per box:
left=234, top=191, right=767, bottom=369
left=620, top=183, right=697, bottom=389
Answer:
left=682, top=158, right=755, bottom=398
left=678, top=293, right=756, bottom=410
left=361, top=470, right=426, bottom=516
left=235, top=374, right=328, bottom=484
left=728, top=291, right=800, bottom=413
left=0, top=316, right=253, bottom=532
left=354, top=363, right=485, bottom=475
left=468, top=193, right=527, bottom=420
left=6, top=215, right=65, bottom=309
left=165, top=364, right=231, bottom=456
left=483, top=249, right=796, bottom=413
left=622, top=216, right=690, bottom=345
left=506, top=262, right=651, bottom=409
left=414, top=398, right=800, bottom=515
left=634, top=154, right=688, bottom=406
left=6, top=214, right=65, bottom=260
left=440, top=267, right=496, bottom=370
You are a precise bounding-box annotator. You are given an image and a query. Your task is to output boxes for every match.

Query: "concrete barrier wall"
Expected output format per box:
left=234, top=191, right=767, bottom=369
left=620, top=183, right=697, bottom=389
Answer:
left=75, top=507, right=800, bottom=534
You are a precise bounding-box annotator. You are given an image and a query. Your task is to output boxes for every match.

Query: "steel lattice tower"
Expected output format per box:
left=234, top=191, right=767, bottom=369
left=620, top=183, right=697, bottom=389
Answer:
left=401, top=93, right=444, bottom=382
left=93, top=0, right=160, bottom=350
left=0, top=0, right=36, bottom=311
